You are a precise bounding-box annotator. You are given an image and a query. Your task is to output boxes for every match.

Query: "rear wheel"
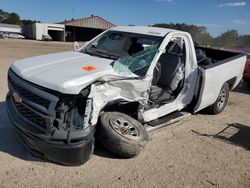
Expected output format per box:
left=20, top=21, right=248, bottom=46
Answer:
left=97, top=112, right=149, bottom=158
left=207, top=83, right=229, bottom=114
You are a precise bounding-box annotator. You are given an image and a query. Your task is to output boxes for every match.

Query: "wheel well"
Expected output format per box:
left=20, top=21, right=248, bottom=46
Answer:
left=103, top=101, right=140, bottom=119
left=226, top=77, right=237, bottom=90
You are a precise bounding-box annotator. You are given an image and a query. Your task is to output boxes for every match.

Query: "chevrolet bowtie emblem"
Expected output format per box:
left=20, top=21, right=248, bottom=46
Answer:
left=13, top=92, right=22, bottom=103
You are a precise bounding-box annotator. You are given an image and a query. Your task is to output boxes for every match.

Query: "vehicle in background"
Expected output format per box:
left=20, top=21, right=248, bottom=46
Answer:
left=8, top=33, right=25, bottom=39
left=42, top=34, right=52, bottom=41
left=243, top=53, right=250, bottom=82
left=0, top=32, right=9, bottom=39
left=227, top=49, right=250, bottom=83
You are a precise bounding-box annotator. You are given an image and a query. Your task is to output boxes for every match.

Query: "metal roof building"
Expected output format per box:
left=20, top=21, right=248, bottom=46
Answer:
left=0, top=23, right=21, bottom=34
left=22, top=23, right=65, bottom=41
left=62, top=15, right=115, bottom=29
left=59, top=15, right=115, bottom=42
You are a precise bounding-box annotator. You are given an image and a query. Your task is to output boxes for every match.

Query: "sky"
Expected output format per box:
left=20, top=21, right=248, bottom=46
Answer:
left=0, top=0, right=249, bottom=36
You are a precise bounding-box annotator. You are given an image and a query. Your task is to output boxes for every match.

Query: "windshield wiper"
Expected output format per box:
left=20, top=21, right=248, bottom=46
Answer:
left=92, top=49, right=121, bottom=60
left=82, top=49, right=106, bottom=58
left=82, top=48, right=121, bottom=60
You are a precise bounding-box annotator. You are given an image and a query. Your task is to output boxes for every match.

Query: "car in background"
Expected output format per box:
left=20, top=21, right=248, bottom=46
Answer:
left=0, top=33, right=4, bottom=39
left=8, top=33, right=25, bottom=39
left=243, top=53, right=250, bottom=82
left=42, top=34, right=52, bottom=41
left=0, top=32, right=9, bottom=39
left=227, top=49, right=250, bottom=83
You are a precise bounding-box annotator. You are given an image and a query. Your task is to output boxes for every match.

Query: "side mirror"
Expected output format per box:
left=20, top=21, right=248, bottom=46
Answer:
left=73, top=42, right=80, bottom=51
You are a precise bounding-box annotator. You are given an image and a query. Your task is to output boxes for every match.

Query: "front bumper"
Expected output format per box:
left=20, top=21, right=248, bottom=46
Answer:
left=6, top=93, right=95, bottom=166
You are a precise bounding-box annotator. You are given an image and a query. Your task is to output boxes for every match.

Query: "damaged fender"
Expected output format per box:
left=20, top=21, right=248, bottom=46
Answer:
left=86, top=78, right=150, bottom=126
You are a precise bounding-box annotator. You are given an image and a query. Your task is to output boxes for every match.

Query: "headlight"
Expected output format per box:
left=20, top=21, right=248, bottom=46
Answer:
left=53, top=88, right=90, bottom=131
left=73, top=108, right=85, bottom=129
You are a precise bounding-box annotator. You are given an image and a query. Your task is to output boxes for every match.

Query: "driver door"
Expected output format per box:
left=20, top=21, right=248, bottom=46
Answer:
left=142, top=34, right=197, bottom=122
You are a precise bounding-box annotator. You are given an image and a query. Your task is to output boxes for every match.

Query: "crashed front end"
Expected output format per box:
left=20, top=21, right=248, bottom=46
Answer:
left=6, top=69, right=95, bottom=165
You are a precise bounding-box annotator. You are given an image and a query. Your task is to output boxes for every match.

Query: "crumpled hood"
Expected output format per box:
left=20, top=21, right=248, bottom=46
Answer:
left=11, top=51, right=117, bottom=94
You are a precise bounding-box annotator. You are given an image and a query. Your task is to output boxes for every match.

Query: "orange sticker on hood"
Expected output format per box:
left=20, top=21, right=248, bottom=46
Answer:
left=82, top=65, right=96, bottom=72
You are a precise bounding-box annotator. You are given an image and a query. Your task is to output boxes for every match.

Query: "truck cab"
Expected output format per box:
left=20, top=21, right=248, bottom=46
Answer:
left=6, top=26, right=246, bottom=165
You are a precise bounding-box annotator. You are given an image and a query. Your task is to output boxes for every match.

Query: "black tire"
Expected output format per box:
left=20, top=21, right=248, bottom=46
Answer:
left=97, top=112, right=149, bottom=158
left=207, top=83, right=229, bottom=114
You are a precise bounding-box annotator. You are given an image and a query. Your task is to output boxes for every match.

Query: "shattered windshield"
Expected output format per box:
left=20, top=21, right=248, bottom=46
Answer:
left=112, top=46, right=158, bottom=77
left=80, top=30, right=162, bottom=76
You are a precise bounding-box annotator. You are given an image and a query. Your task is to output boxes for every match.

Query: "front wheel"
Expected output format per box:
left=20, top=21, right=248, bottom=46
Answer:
left=207, top=83, right=229, bottom=114
left=97, top=112, right=149, bottom=158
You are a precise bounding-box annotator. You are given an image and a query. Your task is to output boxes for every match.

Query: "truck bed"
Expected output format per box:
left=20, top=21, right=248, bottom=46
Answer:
left=194, top=46, right=246, bottom=112
left=195, top=46, right=244, bottom=69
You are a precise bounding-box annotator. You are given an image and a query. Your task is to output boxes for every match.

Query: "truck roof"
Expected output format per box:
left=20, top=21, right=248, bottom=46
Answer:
left=110, top=26, right=178, bottom=37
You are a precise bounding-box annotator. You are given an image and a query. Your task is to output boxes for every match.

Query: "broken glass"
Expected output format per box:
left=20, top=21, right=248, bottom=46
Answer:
left=112, top=46, right=158, bottom=77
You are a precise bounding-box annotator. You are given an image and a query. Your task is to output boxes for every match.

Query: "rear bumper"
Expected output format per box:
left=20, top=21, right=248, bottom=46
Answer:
left=6, top=93, right=95, bottom=166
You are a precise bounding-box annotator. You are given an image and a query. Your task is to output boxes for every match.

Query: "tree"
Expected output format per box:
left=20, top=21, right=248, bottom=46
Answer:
left=21, top=19, right=41, bottom=26
left=2, top=12, right=21, bottom=25
left=0, top=9, right=9, bottom=22
left=0, top=9, right=40, bottom=26
left=214, top=30, right=239, bottom=48
left=238, top=35, right=250, bottom=48
left=152, top=23, right=214, bottom=46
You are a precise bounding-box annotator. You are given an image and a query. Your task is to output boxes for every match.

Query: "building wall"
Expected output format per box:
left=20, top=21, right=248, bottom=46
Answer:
left=60, top=16, right=115, bottom=42
left=23, top=23, right=65, bottom=41
left=35, top=23, right=48, bottom=40
left=62, top=16, right=115, bottom=30
left=65, top=26, right=104, bottom=42
left=22, top=24, right=36, bottom=39
left=35, top=23, right=65, bottom=41
left=0, top=27, right=21, bottom=33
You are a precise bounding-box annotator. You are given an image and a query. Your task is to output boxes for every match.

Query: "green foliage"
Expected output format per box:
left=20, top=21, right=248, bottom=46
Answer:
left=214, top=30, right=250, bottom=48
left=152, top=23, right=250, bottom=49
left=2, top=12, right=21, bottom=25
left=214, top=30, right=239, bottom=48
left=0, top=9, right=10, bottom=22
left=0, top=8, right=249, bottom=49
left=21, top=19, right=41, bottom=26
left=152, top=23, right=213, bottom=45
left=0, top=9, right=40, bottom=26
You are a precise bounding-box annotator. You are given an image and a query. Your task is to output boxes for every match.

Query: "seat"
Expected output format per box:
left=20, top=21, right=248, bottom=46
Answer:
left=195, top=48, right=206, bottom=62
left=128, top=38, right=144, bottom=55
left=150, top=53, right=182, bottom=103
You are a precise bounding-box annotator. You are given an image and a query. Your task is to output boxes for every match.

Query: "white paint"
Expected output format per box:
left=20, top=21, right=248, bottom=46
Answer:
left=0, top=27, right=21, bottom=33
left=195, top=55, right=246, bottom=112
left=9, top=26, right=246, bottom=125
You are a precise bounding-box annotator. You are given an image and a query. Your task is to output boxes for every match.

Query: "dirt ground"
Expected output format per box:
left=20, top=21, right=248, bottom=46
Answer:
left=0, top=39, right=250, bottom=188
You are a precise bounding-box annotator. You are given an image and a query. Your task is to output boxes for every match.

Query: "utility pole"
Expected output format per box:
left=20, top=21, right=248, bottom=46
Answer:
left=73, top=8, right=75, bottom=42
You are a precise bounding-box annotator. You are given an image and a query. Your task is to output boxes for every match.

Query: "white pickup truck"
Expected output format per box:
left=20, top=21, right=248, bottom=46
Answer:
left=6, top=26, right=246, bottom=165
